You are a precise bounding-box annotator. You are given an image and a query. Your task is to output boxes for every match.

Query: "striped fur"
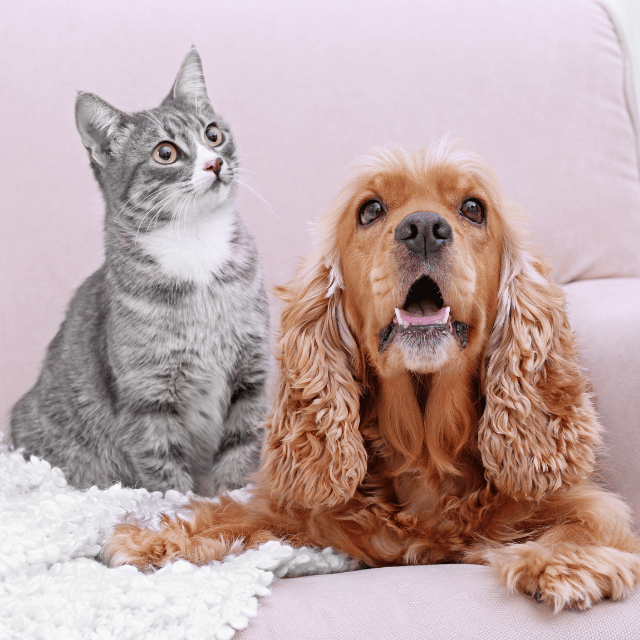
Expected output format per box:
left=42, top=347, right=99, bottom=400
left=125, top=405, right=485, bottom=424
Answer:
left=10, top=49, right=270, bottom=495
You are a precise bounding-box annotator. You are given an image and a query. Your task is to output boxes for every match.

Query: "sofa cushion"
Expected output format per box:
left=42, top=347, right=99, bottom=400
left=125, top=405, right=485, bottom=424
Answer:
left=239, top=564, right=640, bottom=639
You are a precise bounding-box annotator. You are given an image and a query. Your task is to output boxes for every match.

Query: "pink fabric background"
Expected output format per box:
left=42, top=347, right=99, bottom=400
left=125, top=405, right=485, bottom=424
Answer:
left=2, top=0, right=639, bottom=432
left=2, top=1, right=640, bottom=637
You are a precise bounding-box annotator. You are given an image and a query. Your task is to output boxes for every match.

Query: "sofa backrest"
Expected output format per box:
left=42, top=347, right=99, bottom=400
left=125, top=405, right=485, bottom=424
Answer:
left=1, top=0, right=639, bottom=427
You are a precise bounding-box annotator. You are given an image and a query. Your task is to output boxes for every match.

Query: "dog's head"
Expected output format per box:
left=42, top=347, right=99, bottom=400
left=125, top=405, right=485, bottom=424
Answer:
left=329, top=146, right=505, bottom=379
left=263, top=143, right=600, bottom=510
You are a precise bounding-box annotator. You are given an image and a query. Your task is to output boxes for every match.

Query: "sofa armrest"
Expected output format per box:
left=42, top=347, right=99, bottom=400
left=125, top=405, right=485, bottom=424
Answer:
left=563, top=277, right=640, bottom=529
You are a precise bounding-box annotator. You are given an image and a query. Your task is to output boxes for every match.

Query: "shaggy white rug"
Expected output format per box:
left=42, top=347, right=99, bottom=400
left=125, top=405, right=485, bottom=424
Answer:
left=0, top=446, right=356, bottom=639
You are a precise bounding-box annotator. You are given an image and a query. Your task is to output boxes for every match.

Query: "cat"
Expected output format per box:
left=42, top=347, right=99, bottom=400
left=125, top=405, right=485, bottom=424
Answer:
left=10, top=48, right=271, bottom=496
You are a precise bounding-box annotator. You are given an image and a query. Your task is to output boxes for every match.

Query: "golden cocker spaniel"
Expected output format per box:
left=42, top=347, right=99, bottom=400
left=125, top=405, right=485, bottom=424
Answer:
left=106, top=142, right=640, bottom=611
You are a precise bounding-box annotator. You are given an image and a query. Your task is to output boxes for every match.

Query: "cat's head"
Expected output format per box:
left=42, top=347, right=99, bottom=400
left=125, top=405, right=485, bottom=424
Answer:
left=75, top=48, right=237, bottom=229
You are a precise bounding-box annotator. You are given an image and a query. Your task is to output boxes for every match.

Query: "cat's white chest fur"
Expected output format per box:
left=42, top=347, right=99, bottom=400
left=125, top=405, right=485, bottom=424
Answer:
left=139, top=201, right=236, bottom=284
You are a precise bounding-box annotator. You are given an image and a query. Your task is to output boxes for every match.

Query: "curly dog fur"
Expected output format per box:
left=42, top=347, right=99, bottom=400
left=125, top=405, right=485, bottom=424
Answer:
left=106, top=142, right=640, bottom=611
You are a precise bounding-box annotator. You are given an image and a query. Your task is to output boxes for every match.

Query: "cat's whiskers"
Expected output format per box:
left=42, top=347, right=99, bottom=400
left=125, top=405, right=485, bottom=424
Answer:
left=230, top=160, right=263, bottom=177
left=170, top=189, right=195, bottom=241
left=136, top=188, right=179, bottom=237
left=136, top=185, right=191, bottom=242
left=226, top=156, right=283, bottom=229
left=143, top=206, right=169, bottom=238
left=145, top=188, right=187, bottom=233
left=234, top=172, right=284, bottom=231
left=117, top=183, right=178, bottom=224
left=184, top=192, right=197, bottom=236
left=185, top=192, right=198, bottom=236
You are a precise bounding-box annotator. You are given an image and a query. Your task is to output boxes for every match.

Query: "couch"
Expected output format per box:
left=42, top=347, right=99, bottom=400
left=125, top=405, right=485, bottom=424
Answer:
left=1, top=0, right=639, bottom=637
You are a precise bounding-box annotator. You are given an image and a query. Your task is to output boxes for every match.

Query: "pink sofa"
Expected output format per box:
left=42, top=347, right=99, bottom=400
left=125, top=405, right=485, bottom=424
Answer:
left=2, top=0, right=639, bottom=636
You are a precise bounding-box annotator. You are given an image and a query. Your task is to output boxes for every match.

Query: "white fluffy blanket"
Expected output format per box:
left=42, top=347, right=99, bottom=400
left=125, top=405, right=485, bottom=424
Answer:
left=0, top=446, right=356, bottom=639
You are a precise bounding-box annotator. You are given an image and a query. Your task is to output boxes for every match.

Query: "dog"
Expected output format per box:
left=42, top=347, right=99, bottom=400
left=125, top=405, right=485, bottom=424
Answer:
left=106, top=142, right=640, bottom=611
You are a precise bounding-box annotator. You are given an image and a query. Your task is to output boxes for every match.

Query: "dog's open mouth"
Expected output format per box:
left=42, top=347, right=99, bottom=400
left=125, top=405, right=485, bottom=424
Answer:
left=378, top=276, right=468, bottom=352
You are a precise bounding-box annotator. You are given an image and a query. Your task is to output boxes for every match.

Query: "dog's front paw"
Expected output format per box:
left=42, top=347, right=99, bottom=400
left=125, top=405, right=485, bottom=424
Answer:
left=105, top=523, right=180, bottom=570
left=488, top=541, right=640, bottom=611
left=104, top=515, right=251, bottom=570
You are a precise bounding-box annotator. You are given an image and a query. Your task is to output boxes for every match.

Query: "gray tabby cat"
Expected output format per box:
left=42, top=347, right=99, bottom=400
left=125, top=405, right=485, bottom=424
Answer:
left=10, top=49, right=270, bottom=496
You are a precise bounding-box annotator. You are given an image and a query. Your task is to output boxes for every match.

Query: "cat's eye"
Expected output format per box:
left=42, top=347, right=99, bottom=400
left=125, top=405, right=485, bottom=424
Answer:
left=358, top=200, right=386, bottom=226
left=205, top=124, right=224, bottom=148
left=459, top=198, right=485, bottom=224
left=153, top=142, right=179, bottom=165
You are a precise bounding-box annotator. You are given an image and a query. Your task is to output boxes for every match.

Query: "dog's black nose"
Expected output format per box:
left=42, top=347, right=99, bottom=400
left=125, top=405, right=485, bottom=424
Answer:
left=395, top=212, right=452, bottom=256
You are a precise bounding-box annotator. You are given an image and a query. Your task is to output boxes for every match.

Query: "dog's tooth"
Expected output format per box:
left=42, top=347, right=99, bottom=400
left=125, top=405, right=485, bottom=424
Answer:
left=442, top=307, right=450, bottom=324
left=394, top=308, right=403, bottom=325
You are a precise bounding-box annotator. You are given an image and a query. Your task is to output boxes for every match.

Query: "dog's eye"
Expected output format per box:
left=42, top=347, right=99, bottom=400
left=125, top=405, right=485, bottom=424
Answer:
left=459, top=198, right=485, bottom=224
left=359, top=200, right=386, bottom=226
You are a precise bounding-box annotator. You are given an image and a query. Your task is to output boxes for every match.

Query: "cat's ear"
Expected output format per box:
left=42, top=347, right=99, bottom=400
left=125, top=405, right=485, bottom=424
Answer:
left=166, top=47, right=212, bottom=108
left=75, top=92, right=127, bottom=168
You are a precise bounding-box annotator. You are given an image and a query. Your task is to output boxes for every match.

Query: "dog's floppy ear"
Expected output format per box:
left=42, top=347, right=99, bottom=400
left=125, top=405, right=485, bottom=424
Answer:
left=261, top=251, right=367, bottom=509
left=477, top=220, right=602, bottom=502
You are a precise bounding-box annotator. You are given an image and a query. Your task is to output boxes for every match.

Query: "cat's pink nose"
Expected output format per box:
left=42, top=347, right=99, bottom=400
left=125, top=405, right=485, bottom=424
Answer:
left=205, top=158, right=223, bottom=176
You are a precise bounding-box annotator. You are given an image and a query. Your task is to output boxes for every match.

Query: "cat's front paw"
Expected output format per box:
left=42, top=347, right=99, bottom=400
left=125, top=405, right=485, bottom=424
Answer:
left=488, top=541, right=640, bottom=611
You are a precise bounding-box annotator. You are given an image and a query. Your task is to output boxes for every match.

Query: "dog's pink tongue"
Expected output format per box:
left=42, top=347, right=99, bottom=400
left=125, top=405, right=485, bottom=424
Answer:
left=396, top=306, right=450, bottom=326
